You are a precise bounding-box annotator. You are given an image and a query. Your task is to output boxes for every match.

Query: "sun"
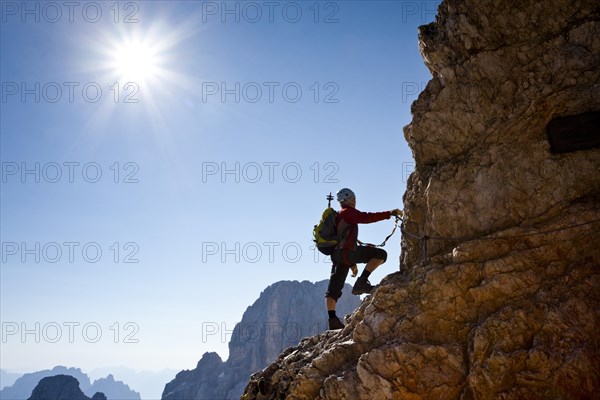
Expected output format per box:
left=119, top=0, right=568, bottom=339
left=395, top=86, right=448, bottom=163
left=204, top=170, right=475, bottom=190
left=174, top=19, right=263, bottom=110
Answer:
left=111, top=39, right=159, bottom=83
left=91, top=23, right=196, bottom=107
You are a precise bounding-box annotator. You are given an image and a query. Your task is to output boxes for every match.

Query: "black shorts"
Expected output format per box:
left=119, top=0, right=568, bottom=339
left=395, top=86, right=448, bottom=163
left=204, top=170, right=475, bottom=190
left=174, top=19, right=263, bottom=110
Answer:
left=325, top=246, right=387, bottom=301
left=332, top=246, right=388, bottom=266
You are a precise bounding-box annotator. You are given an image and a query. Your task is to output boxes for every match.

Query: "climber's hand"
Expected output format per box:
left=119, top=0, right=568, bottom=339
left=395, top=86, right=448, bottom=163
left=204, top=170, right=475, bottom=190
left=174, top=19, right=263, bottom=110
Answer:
left=391, top=209, right=403, bottom=217
left=350, top=264, right=358, bottom=277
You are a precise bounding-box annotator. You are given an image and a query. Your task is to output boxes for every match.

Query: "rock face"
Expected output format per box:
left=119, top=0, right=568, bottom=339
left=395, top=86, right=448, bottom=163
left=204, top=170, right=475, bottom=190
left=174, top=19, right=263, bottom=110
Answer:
left=242, top=1, right=600, bottom=399
left=162, top=280, right=361, bottom=400
left=26, top=375, right=103, bottom=400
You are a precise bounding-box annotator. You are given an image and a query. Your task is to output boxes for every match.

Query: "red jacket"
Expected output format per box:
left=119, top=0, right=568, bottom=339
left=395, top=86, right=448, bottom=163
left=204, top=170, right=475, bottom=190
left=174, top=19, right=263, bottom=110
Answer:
left=336, top=206, right=391, bottom=251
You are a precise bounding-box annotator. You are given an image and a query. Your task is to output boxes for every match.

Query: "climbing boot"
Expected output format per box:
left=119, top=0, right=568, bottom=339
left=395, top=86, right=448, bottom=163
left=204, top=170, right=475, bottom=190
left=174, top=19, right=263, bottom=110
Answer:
left=328, top=316, right=345, bottom=330
left=352, top=277, right=374, bottom=295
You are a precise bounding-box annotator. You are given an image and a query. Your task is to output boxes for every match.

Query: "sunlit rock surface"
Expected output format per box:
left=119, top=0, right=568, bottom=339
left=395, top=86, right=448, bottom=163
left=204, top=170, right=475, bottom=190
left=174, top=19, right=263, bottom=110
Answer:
left=243, top=0, right=600, bottom=398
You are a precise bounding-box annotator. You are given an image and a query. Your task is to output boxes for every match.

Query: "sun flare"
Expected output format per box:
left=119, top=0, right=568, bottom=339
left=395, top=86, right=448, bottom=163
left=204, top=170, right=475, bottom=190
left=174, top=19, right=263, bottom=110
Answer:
left=92, top=22, right=194, bottom=110
left=112, top=40, right=159, bottom=82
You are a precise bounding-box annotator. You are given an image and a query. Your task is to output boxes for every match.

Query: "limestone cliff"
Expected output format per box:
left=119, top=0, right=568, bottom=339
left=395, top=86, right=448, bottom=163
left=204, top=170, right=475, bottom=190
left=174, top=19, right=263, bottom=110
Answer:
left=243, top=0, right=600, bottom=399
left=162, top=280, right=361, bottom=400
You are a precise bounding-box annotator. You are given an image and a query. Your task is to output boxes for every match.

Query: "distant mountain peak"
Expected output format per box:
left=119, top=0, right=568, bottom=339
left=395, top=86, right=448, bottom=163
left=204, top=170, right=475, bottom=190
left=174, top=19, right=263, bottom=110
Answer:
left=162, top=279, right=361, bottom=400
left=27, top=375, right=103, bottom=400
left=0, top=367, right=140, bottom=400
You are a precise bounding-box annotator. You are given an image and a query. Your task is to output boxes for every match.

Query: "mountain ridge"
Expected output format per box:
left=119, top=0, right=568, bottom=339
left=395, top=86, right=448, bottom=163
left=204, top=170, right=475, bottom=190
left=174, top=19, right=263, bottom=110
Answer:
left=0, top=366, right=140, bottom=400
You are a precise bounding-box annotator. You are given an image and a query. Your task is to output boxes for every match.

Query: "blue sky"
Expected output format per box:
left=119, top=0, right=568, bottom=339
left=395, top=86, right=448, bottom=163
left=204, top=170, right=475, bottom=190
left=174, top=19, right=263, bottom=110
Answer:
left=1, top=0, right=439, bottom=377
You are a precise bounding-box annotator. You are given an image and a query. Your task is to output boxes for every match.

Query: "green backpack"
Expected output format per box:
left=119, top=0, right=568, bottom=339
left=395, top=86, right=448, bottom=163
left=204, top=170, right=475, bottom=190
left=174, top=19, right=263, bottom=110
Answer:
left=313, top=193, right=340, bottom=255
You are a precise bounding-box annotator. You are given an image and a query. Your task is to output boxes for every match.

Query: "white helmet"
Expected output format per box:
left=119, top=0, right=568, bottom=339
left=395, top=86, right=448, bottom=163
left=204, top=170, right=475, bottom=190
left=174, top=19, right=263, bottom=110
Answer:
left=336, top=188, right=355, bottom=202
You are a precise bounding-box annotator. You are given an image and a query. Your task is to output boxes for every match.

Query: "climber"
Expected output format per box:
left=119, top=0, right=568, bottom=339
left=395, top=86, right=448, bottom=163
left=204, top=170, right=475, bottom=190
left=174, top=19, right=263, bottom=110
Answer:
left=326, top=188, right=402, bottom=330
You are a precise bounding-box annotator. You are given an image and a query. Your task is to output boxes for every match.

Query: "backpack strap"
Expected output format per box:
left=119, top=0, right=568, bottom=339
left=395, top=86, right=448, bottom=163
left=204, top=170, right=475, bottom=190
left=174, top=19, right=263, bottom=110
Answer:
left=335, top=217, right=350, bottom=248
left=335, top=216, right=354, bottom=266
